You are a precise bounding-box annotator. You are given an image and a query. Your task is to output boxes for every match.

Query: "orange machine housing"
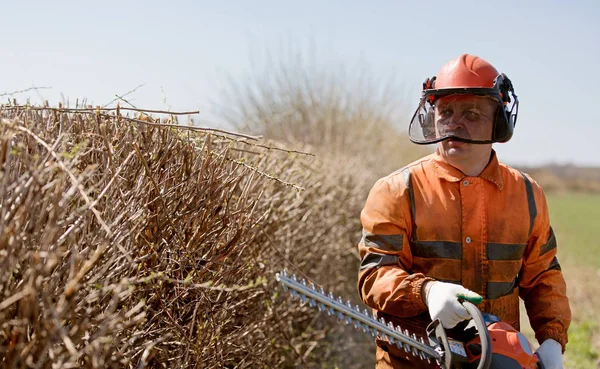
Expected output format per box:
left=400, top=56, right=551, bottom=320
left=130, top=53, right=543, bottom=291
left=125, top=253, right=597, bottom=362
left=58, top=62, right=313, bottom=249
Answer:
left=466, top=321, right=541, bottom=368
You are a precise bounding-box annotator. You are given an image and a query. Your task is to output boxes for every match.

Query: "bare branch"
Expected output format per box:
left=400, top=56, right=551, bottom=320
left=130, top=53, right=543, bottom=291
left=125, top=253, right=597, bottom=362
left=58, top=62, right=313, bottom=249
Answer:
left=0, top=86, right=52, bottom=97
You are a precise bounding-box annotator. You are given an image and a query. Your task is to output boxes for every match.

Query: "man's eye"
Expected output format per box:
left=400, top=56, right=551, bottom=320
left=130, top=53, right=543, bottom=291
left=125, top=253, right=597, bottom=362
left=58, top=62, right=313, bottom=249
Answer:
left=439, top=108, right=453, bottom=117
left=464, top=111, right=481, bottom=121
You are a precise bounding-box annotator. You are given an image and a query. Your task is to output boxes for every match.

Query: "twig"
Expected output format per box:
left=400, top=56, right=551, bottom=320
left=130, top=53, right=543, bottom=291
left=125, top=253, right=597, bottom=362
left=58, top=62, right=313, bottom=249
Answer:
left=115, top=95, right=140, bottom=110
left=162, top=278, right=265, bottom=292
left=234, top=139, right=315, bottom=157
left=272, top=306, right=312, bottom=368
left=0, top=287, right=33, bottom=311
left=0, top=86, right=51, bottom=97
left=12, top=125, right=133, bottom=263
left=1, top=105, right=199, bottom=116
left=44, top=296, right=79, bottom=356
left=64, top=242, right=109, bottom=298
left=210, top=151, right=305, bottom=192
left=102, top=84, right=146, bottom=108
left=116, top=114, right=258, bottom=140
left=259, top=227, right=316, bottom=286
left=138, top=334, right=172, bottom=369
left=133, top=143, right=185, bottom=245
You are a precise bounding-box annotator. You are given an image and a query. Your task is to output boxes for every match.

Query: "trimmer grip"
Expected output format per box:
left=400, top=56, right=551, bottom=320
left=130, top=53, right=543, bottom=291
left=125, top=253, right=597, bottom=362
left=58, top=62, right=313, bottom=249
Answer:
left=457, top=293, right=483, bottom=305
left=461, top=301, right=492, bottom=369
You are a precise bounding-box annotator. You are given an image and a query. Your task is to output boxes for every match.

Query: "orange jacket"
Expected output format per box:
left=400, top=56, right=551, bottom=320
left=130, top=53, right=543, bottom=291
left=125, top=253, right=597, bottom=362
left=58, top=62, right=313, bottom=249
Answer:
left=358, top=150, right=571, bottom=369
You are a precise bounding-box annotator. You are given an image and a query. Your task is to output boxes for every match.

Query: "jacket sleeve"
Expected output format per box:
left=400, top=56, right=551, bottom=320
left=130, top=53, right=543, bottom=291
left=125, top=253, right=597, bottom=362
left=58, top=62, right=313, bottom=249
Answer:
left=357, top=175, right=435, bottom=317
left=518, top=180, right=572, bottom=352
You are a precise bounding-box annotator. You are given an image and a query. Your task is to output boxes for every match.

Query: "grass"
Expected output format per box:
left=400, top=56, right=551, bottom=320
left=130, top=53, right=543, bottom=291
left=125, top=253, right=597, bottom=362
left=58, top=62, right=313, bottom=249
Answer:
left=564, top=320, right=599, bottom=369
left=547, top=193, right=600, bottom=267
left=520, top=192, right=600, bottom=368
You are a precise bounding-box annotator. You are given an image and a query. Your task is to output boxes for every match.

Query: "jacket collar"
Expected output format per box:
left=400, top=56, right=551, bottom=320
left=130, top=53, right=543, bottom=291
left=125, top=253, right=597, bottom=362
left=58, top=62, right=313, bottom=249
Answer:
left=431, top=149, right=504, bottom=190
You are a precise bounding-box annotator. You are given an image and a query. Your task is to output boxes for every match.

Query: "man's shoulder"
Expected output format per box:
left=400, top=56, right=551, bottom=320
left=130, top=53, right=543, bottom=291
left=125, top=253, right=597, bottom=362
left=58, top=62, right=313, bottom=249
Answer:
left=373, top=153, right=436, bottom=192
left=498, top=161, right=545, bottom=193
left=386, top=153, right=436, bottom=179
left=498, top=161, right=523, bottom=179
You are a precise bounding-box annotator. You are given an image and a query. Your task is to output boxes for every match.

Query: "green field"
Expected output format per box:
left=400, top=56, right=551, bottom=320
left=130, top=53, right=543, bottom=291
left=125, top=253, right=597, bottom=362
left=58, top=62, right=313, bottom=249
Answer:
left=548, top=193, right=600, bottom=267
left=521, top=193, right=600, bottom=368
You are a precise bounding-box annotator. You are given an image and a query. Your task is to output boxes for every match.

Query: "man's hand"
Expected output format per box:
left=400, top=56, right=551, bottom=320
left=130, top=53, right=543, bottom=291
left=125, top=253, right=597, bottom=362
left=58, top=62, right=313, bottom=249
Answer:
left=424, top=281, right=482, bottom=328
left=536, top=339, right=563, bottom=369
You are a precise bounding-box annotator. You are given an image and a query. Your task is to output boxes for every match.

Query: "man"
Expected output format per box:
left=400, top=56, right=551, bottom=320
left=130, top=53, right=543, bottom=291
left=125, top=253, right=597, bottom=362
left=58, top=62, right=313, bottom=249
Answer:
left=357, top=54, right=571, bottom=369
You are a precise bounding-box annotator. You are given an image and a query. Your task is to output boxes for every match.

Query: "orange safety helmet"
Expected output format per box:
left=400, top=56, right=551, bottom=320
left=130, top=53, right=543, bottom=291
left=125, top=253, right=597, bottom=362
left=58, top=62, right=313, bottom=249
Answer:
left=408, top=54, right=519, bottom=145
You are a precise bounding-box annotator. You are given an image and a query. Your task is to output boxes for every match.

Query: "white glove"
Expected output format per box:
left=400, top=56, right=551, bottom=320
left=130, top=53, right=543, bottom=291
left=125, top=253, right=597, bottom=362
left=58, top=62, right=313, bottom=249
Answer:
left=535, top=339, right=563, bottom=369
left=424, top=281, right=482, bottom=329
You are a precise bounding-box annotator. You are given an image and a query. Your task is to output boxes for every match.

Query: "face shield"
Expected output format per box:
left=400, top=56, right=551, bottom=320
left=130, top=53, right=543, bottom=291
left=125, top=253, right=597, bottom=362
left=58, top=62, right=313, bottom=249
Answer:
left=408, top=74, right=519, bottom=145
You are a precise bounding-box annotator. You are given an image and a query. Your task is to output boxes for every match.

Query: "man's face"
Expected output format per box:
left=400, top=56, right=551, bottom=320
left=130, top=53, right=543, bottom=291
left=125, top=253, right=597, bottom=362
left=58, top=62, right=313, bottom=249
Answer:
left=434, top=95, right=496, bottom=161
left=433, top=95, right=496, bottom=141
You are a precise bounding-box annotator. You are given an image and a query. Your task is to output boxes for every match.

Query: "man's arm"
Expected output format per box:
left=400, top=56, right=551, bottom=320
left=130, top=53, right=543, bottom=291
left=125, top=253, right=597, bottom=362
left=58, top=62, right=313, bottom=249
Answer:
left=518, top=180, right=572, bottom=351
left=358, top=175, right=434, bottom=317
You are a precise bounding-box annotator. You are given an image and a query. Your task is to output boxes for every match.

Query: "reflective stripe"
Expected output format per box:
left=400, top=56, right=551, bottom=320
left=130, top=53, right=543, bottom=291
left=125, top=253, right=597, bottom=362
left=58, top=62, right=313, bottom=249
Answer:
left=362, top=230, right=403, bottom=252
left=359, top=252, right=399, bottom=271
left=520, top=172, right=537, bottom=236
left=410, top=240, right=462, bottom=260
left=548, top=256, right=561, bottom=272
left=402, top=168, right=416, bottom=236
left=487, top=279, right=517, bottom=299
left=486, top=243, right=526, bottom=261
left=486, top=258, right=561, bottom=300
left=540, top=227, right=557, bottom=256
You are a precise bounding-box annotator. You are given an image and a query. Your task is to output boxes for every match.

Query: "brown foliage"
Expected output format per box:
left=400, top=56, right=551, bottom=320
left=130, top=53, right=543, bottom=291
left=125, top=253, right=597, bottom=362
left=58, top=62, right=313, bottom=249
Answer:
left=0, top=104, right=330, bottom=367
left=0, top=53, right=425, bottom=368
left=0, top=99, right=410, bottom=368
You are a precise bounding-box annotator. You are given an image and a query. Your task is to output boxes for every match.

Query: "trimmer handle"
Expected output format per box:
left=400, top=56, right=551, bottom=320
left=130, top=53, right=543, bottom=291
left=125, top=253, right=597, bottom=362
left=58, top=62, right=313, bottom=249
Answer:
left=426, top=300, right=492, bottom=369
left=461, top=301, right=492, bottom=369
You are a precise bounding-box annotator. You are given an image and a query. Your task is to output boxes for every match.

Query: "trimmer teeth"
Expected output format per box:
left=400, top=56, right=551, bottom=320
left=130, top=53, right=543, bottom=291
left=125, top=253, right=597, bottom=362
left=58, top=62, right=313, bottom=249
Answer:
left=275, top=270, right=441, bottom=362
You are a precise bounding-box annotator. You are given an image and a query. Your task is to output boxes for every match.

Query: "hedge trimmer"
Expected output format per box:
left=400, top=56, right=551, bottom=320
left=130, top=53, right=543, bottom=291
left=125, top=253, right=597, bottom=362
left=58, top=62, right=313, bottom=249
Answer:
left=276, top=270, right=544, bottom=369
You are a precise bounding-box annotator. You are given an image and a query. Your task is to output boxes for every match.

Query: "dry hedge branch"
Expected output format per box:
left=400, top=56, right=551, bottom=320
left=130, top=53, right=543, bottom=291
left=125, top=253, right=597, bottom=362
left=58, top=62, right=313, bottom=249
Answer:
left=0, top=103, right=381, bottom=368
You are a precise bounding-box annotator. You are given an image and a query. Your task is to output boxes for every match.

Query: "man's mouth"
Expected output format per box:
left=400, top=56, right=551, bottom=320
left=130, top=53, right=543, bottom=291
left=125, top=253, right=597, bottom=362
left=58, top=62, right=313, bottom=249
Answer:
left=447, top=139, right=467, bottom=148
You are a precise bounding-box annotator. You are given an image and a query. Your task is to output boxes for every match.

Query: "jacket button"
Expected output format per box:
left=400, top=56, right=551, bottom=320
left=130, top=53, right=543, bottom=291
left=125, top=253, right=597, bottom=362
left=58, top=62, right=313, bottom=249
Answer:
left=465, top=237, right=472, bottom=244
left=463, top=180, right=469, bottom=186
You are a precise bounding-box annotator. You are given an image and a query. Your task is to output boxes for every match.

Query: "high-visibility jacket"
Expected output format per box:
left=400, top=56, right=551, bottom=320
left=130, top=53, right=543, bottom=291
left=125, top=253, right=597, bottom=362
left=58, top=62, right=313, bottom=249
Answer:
left=358, top=149, right=571, bottom=369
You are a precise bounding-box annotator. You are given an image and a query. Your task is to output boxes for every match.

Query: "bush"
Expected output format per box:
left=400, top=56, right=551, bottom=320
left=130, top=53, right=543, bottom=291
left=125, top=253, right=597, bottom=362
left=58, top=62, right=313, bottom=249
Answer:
left=0, top=53, right=426, bottom=368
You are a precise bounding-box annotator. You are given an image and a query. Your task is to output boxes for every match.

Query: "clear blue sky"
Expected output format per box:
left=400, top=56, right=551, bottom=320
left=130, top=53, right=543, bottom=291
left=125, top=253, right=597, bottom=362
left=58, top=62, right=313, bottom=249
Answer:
left=2, top=0, right=599, bottom=166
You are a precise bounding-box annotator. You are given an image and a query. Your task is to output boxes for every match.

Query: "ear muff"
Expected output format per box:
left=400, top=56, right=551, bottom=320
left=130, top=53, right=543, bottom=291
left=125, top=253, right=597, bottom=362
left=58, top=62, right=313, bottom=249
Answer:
left=492, top=106, right=514, bottom=143
left=493, top=74, right=518, bottom=143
